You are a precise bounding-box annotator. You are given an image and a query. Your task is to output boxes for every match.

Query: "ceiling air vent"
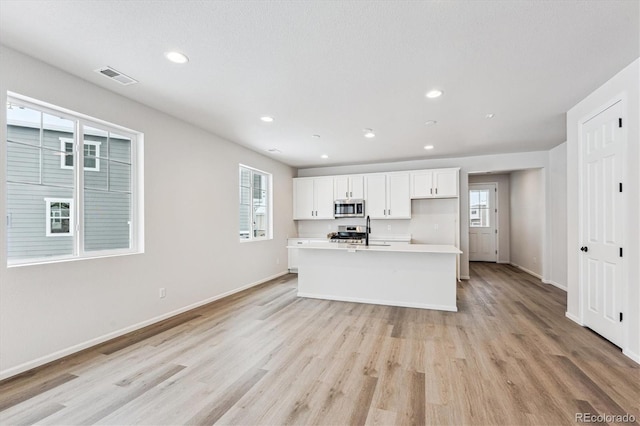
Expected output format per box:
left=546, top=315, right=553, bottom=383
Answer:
left=94, top=66, right=138, bottom=86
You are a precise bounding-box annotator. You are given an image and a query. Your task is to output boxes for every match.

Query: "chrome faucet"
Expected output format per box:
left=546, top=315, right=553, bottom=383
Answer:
left=365, top=215, right=371, bottom=246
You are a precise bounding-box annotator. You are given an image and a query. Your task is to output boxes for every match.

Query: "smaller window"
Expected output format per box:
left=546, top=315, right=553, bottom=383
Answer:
left=60, top=138, right=101, bottom=171
left=45, top=198, right=74, bottom=237
left=239, top=165, right=271, bottom=241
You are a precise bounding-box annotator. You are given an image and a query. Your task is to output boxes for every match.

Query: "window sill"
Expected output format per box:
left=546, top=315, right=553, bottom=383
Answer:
left=7, top=250, right=144, bottom=268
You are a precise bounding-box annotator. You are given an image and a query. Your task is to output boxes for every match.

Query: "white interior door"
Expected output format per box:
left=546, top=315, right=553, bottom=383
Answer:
left=469, top=184, right=497, bottom=262
left=580, top=101, right=623, bottom=347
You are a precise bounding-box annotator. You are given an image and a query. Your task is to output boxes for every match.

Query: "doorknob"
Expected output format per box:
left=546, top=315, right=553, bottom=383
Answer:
left=580, top=246, right=589, bottom=252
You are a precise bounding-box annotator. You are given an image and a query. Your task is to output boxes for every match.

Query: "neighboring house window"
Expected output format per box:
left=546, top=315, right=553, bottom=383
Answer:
left=60, top=138, right=101, bottom=171
left=5, top=94, right=143, bottom=265
left=45, top=198, right=74, bottom=236
left=239, top=165, right=272, bottom=241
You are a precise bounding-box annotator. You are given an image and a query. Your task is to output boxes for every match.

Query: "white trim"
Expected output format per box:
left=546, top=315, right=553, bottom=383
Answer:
left=510, top=263, right=542, bottom=280
left=44, top=197, right=74, bottom=237
left=565, top=311, right=583, bottom=325
left=542, top=279, right=567, bottom=291
left=0, top=271, right=288, bottom=381
left=622, top=349, right=640, bottom=364
left=460, top=275, right=471, bottom=280
left=297, top=292, right=458, bottom=312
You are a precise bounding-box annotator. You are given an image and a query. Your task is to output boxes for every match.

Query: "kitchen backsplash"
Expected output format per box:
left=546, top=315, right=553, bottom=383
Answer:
left=295, top=198, right=457, bottom=245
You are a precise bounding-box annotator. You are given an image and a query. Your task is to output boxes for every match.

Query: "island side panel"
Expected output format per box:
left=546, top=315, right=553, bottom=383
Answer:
left=297, top=248, right=457, bottom=311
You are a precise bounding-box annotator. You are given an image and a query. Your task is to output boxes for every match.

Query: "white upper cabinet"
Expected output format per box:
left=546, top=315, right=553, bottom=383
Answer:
left=334, top=175, right=364, bottom=199
left=410, top=168, right=459, bottom=198
left=365, top=172, right=411, bottom=219
left=293, top=177, right=334, bottom=219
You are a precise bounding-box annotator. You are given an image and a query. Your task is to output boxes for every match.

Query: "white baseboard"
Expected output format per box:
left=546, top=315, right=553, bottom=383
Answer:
left=297, top=292, right=458, bottom=312
left=542, top=279, right=567, bottom=291
left=0, top=271, right=288, bottom=381
left=460, top=275, right=470, bottom=280
left=510, top=263, right=542, bottom=279
left=565, top=311, right=583, bottom=325
left=622, top=348, right=640, bottom=364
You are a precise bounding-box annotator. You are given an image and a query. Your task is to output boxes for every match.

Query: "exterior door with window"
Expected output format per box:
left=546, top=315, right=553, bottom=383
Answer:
left=469, top=183, right=497, bottom=262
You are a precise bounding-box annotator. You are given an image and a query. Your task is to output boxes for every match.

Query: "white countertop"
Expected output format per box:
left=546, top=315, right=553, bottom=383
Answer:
left=287, top=242, right=462, bottom=254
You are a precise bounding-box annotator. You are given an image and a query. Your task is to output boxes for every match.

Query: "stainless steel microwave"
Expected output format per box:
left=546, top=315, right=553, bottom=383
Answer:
left=334, top=199, right=365, bottom=218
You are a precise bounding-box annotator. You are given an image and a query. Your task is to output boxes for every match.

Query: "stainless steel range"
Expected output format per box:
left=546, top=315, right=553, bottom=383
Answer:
left=329, top=225, right=367, bottom=244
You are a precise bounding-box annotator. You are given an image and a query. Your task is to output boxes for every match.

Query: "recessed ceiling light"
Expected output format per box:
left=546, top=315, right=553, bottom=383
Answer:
left=486, top=113, right=495, bottom=119
left=425, top=120, right=438, bottom=126
left=425, top=89, right=443, bottom=99
left=260, top=116, right=274, bottom=123
left=267, top=148, right=281, bottom=153
left=363, top=128, right=375, bottom=138
left=165, top=51, right=189, bottom=64
left=321, top=154, right=329, bottom=159
left=424, top=145, right=434, bottom=150
left=312, top=134, right=321, bottom=138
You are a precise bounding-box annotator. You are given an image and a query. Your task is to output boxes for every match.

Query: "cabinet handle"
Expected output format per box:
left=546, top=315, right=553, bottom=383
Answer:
left=350, top=191, right=353, bottom=197
left=389, top=209, right=391, bottom=216
left=346, top=191, right=348, bottom=197
left=430, top=188, right=433, bottom=194
left=435, top=188, right=438, bottom=194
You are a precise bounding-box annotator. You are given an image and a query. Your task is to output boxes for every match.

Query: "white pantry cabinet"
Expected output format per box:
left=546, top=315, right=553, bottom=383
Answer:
left=334, top=175, right=364, bottom=199
left=293, top=177, right=334, bottom=219
left=365, top=172, right=411, bottom=219
left=410, top=168, right=459, bottom=198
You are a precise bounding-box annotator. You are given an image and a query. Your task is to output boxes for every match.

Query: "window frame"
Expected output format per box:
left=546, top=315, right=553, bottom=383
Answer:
left=60, top=137, right=101, bottom=171
left=239, top=164, right=272, bottom=242
left=6, top=92, right=144, bottom=267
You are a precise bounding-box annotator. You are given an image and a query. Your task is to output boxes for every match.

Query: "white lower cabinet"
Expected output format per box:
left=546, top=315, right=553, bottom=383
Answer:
left=365, top=172, right=411, bottom=219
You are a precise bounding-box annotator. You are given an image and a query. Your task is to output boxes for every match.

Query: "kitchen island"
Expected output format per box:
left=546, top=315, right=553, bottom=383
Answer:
left=289, top=242, right=462, bottom=311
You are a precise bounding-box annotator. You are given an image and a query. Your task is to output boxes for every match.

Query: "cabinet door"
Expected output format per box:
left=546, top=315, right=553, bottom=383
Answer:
left=433, top=169, right=458, bottom=197
left=314, top=177, right=335, bottom=219
left=387, top=173, right=411, bottom=218
left=334, top=176, right=350, bottom=199
left=349, top=175, right=364, bottom=199
left=293, top=178, right=315, bottom=219
left=410, top=170, right=434, bottom=198
left=365, top=174, right=387, bottom=219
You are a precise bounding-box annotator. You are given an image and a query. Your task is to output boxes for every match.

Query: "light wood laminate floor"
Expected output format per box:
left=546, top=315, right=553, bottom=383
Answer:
left=0, top=263, right=638, bottom=425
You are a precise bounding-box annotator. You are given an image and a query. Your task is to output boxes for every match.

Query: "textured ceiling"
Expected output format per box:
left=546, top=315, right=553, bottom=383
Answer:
left=1, top=1, right=638, bottom=168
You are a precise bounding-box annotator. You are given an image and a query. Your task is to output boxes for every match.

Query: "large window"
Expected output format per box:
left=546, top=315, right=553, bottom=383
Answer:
left=5, top=94, right=143, bottom=265
left=239, top=165, right=271, bottom=241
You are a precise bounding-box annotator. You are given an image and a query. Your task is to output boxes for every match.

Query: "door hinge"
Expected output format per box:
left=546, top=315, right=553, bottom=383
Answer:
left=495, top=229, right=498, bottom=234
left=619, top=182, right=622, bottom=192
left=620, top=247, right=623, bottom=257
left=495, top=250, right=497, bottom=254
left=618, top=118, right=622, bottom=128
left=620, top=312, right=623, bottom=322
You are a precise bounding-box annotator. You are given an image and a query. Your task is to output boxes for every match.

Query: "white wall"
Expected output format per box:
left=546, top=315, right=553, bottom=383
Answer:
left=298, top=151, right=550, bottom=279
left=509, top=169, right=544, bottom=277
left=546, top=143, right=568, bottom=290
left=566, top=58, right=640, bottom=363
left=0, top=46, right=297, bottom=379
left=468, top=174, right=510, bottom=263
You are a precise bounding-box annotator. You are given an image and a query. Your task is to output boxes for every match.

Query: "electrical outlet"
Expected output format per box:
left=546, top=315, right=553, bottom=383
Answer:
left=533, top=257, right=537, bottom=265
left=387, top=225, right=391, bottom=231
left=434, top=224, right=439, bottom=230
left=276, top=258, right=280, bottom=265
left=328, top=224, right=331, bottom=230
left=159, top=288, right=166, bottom=298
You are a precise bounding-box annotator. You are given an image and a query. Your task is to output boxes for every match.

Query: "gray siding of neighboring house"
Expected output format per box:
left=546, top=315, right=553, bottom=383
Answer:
left=6, top=125, right=131, bottom=260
